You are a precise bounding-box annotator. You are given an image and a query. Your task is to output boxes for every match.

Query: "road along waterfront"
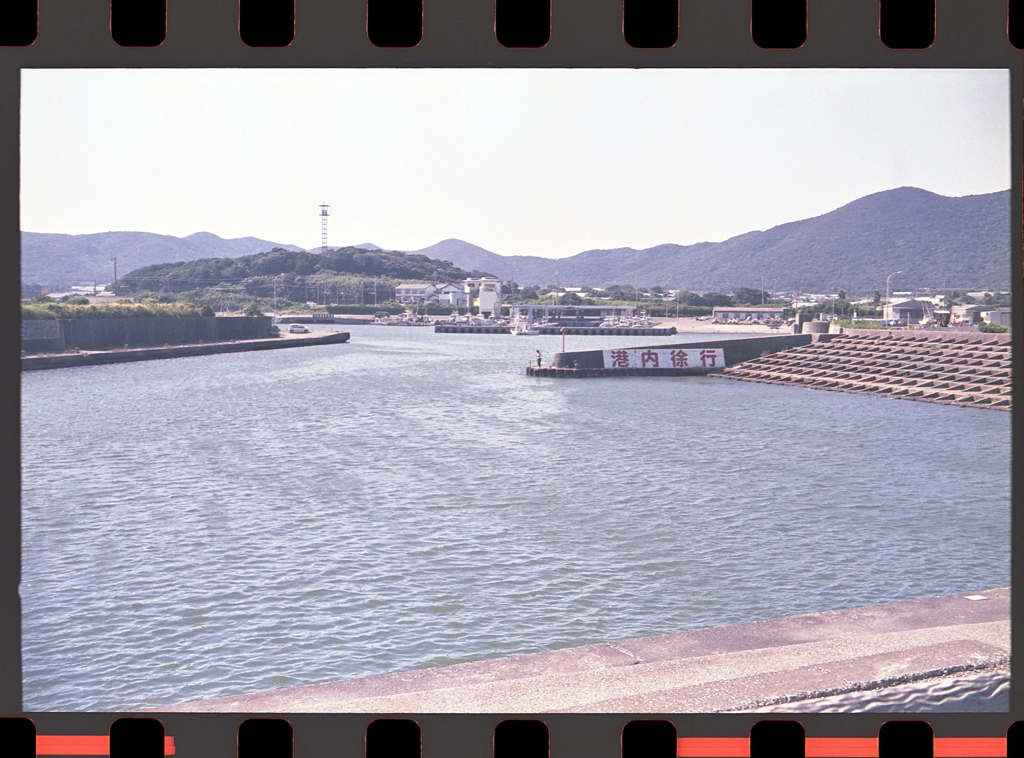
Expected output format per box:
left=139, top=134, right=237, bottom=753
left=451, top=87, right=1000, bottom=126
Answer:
left=20, top=325, right=1010, bottom=711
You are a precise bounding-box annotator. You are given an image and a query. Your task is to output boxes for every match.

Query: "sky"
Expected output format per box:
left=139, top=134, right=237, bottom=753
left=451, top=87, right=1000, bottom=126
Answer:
left=20, top=68, right=1010, bottom=258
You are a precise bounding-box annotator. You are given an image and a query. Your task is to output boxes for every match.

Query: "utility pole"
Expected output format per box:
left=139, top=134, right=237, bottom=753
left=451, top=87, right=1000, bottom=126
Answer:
left=111, top=257, right=118, bottom=296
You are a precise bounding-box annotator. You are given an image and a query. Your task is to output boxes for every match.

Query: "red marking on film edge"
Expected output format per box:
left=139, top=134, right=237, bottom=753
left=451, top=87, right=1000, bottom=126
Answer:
left=677, top=737, right=1008, bottom=758
left=36, top=735, right=176, bottom=756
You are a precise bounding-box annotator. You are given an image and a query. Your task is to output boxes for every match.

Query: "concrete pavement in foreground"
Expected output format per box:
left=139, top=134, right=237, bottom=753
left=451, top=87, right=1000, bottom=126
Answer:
left=155, top=588, right=1008, bottom=713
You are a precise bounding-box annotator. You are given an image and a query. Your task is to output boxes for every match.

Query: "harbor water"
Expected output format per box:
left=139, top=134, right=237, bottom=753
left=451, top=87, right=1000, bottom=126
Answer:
left=21, top=325, right=1011, bottom=711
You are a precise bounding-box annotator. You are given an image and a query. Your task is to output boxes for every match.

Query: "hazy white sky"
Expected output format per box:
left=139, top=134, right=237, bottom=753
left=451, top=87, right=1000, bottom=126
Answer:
left=21, top=68, right=1010, bottom=258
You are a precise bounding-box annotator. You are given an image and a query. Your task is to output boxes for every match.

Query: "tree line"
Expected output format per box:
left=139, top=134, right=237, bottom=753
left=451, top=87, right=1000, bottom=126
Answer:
left=118, top=247, right=492, bottom=301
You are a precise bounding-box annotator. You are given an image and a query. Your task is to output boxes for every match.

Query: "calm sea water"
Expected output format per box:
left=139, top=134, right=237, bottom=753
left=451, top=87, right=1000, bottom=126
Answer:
left=21, top=326, right=1011, bottom=711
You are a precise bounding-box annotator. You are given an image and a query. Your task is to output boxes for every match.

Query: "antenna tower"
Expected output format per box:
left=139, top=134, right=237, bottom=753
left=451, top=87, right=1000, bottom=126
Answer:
left=319, top=203, right=330, bottom=253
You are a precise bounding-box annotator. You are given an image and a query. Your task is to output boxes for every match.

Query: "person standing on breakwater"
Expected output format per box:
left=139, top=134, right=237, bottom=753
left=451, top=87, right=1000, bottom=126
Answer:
left=536, top=350, right=542, bottom=367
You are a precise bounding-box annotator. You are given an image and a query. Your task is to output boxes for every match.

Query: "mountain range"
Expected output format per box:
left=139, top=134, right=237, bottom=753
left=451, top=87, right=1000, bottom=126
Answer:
left=23, top=187, right=1011, bottom=295
left=21, top=231, right=303, bottom=290
left=407, top=187, right=1011, bottom=294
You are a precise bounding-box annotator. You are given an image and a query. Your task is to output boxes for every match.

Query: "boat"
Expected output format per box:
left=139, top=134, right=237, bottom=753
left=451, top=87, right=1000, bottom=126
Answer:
left=510, top=320, right=539, bottom=336
left=393, top=313, right=434, bottom=326
left=288, top=324, right=310, bottom=334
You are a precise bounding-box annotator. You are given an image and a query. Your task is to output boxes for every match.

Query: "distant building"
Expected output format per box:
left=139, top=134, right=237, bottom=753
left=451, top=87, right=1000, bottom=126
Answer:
left=712, top=306, right=785, bottom=321
left=985, top=307, right=1012, bottom=329
left=464, top=277, right=502, bottom=317
left=435, top=283, right=466, bottom=307
left=883, top=299, right=934, bottom=324
left=394, top=283, right=438, bottom=303
left=955, top=304, right=990, bottom=326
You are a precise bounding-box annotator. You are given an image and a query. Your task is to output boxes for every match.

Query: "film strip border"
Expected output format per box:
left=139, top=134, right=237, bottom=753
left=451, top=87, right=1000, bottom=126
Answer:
left=2, top=1, right=1024, bottom=50
left=1, top=0, right=1021, bottom=754
left=4, top=717, right=1024, bottom=757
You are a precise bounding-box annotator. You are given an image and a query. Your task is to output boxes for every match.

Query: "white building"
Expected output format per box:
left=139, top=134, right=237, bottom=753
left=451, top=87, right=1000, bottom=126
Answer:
left=435, top=283, right=466, bottom=307
left=394, top=283, right=438, bottom=303
left=464, top=277, right=502, bottom=317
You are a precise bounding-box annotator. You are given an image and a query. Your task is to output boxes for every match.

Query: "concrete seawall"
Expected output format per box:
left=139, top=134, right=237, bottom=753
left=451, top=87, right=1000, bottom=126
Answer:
left=719, top=331, right=1011, bottom=410
left=435, top=324, right=678, bottom=336
left=21, top=331, right=350, bottom=371
left=549, top=334, right=811, bottom=371
left=22, top=315, right=274, bottom=354
left=152, top=588, right=1008, bottom=713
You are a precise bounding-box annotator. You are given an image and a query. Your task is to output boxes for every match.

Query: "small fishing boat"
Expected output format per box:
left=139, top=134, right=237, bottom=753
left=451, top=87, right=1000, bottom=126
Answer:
left=510, top=320, right=539, bottom=336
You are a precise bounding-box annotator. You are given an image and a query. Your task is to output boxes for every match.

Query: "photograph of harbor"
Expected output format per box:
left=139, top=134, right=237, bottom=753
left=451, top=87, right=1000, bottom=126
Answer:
left=19, top=68, right=1011, bottom=712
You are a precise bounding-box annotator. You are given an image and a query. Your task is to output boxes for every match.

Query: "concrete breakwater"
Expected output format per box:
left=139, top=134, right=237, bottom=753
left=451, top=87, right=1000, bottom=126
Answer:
left=21, top=315, right=274, bottom=354
left=152, top=588, right=1008, bottom=713
left=719, top=330, right=1011, bottom=410
left=537, top=330, right=1011, bottom=411
left=21, top=331, right=350, bottom=371
left=542, top=334, right=811, bottom=373
left=529, top=366, right=719, bottom=378
left=436, top=324, right=678, bottom=336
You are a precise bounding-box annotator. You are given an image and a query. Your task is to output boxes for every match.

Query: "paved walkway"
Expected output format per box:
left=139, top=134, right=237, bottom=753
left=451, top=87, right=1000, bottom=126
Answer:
left=155, top=588, right=1008, bottom=713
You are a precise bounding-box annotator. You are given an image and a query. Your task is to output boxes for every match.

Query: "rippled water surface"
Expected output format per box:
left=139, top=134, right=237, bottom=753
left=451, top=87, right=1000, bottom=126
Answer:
left=22, top=326, right=1011, bottom=710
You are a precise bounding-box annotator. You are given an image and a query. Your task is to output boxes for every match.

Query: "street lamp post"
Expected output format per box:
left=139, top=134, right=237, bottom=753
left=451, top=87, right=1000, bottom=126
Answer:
left=885, top=270, right=902, bottom=320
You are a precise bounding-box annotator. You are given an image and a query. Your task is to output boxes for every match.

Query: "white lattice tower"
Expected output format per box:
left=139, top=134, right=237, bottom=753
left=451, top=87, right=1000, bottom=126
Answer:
left=320, top=203, right=330, bottom=253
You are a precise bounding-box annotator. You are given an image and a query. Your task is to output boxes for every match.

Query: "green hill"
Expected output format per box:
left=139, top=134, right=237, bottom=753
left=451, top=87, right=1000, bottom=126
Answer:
left=118, top=247, right=490, bottom=296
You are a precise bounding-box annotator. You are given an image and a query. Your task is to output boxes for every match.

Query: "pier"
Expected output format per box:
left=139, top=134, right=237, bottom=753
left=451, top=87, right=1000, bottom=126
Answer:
left=538, top=334, right=810, bottom=373
left=528, top=366, right=714, bottom=378
left=152, top=588, right=1008, bottom=713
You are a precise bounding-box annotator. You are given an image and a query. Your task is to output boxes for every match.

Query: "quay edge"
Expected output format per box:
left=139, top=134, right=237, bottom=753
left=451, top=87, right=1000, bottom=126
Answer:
left=149, top=588, right=1009, bottom=713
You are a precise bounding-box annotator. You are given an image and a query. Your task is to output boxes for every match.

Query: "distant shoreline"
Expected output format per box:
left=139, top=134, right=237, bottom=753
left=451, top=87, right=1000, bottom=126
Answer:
left=278, top=314, right=787, bottom=334
left=655, top=317, right=784, bottom=334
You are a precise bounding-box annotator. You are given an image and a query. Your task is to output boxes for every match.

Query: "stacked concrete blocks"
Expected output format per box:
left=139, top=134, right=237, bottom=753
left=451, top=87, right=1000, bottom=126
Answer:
left=718, top=332, right=1011, bottom=410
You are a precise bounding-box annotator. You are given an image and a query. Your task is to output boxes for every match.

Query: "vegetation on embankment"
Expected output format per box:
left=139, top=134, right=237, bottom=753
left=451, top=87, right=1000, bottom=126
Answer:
left=978, top=321, right=1010, bottom=333
left=22, top=297, right=218, bottom=320
left=830, top=319, right=893, bottom=330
